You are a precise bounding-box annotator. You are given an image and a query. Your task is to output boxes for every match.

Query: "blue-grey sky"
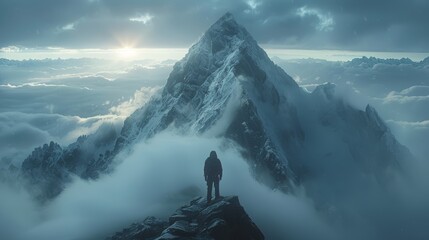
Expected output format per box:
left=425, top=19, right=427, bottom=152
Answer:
left=0, top=0, right=428, bottom=52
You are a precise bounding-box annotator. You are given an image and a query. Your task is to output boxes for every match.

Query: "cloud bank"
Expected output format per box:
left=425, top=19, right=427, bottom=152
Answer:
left=0, top=133, right=337, bottom=240
left=274, top=56, right=429, bottom=159
left=1, top=132, right=429, bottom=240
left=1, top=55, right=429, bottom=240
left=1, top=0, right=428, bottom=51
left=0, top=112, right=123, bottom=167
left=0, top=58, right=169, bottom=168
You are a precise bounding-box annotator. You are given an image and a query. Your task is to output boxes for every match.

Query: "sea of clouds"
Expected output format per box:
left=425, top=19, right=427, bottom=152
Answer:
left=1, top=132, right=428, bottom=240
left=1, top=56, right=428, bottom=240
left=274, top=56, right=429, bottom=160
left=0, top=133, right=341, bottom=240
left=0, top=58, right=170, bottom=166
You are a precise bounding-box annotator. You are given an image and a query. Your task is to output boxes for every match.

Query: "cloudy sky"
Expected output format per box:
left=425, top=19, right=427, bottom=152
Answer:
left=1, top=2, right=429, bottom=240
left=1, top=0, right=428, bottom=52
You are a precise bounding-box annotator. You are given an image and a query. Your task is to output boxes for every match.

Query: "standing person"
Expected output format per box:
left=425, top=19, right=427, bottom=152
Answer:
left=204, top=150, right=223, bottom=204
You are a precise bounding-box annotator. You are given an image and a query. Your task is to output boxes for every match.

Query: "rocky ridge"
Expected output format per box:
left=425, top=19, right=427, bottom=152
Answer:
left=109, top=196, right=264, bottom=240
left=17, top=13, right=413, bottom=200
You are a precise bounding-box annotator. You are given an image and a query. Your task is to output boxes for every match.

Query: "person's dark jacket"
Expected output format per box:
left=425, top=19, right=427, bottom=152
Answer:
left=204, top=151, right=222, bottom=180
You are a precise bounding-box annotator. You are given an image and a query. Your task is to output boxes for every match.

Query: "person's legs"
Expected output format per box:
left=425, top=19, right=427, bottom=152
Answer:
left=207, top=179, right=213, bottom=203
left=214, top=179, right=220, bottom=199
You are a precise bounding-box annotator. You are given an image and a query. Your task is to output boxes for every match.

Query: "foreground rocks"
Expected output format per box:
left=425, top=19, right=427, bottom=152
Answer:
left=109, top=196, right=264, bottom=240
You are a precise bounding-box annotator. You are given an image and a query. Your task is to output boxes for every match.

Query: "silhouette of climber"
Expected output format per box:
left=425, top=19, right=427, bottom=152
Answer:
left=204, top=151, right=223, bottom=204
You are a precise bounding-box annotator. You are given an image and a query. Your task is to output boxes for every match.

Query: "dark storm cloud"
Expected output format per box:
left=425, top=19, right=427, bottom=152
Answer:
left=0, top=0, right=428, bottom=51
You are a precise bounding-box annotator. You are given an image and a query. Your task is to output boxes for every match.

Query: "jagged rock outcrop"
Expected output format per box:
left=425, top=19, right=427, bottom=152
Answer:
left=113, top=12, right=304, bottom=189
left=109, top=196, right=264, bottom=240
left=19, top=12, right=413, bottom=200
left=20, top=124, right=118, bottom=200
left=110, top=13, right=411, bottom=191
left=20, top=141, right=66, bottom=199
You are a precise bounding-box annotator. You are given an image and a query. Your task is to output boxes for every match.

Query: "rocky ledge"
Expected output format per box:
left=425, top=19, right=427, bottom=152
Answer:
left=108, top=196, right=264, bottom=240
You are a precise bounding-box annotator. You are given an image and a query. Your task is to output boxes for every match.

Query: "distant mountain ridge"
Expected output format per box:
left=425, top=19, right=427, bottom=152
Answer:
left=19, top=13, right=413, bottom=200
left=20, top=124, right=118, bottom=199
left=347, top=56, right=429, bottom=68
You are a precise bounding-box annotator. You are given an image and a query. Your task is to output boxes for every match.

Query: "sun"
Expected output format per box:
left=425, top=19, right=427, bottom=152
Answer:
left=116, top=46, right=136, bottom=59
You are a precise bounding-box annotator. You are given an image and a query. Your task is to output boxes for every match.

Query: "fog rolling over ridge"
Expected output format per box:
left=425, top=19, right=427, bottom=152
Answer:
left=1, top=13, right=429, bottom=240
left=273, top=57, right=429, bottom=160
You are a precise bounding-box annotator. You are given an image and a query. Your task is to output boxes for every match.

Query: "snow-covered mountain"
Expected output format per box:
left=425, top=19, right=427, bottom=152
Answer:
left=114, top=12, right=304, bottom=189
left=112, top=12, right=411, bottom=190
left=19, top=13, right=412, bottom=200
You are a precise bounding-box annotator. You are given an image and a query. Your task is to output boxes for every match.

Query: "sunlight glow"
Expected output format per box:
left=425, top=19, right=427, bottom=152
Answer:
left=116, top=47, right=136, bottom=59
left=1, top=47, right=427, bottom=62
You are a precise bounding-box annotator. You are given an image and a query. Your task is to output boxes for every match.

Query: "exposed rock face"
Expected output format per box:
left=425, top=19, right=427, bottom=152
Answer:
left=109, top=196, right=264, bottom=240
left=109, top=217, right=169, bottom=240
left=112, top=12, right=304, bottom=189
left=21, top=141, right=66, bottom=199
left=18, top=13, right=413, bottom=200
left=20, top=124, right=118, bottom=200
left=110, top=13, right=411, bottom=191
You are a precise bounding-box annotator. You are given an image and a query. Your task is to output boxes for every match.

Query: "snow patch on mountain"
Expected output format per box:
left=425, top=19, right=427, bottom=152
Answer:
left=17, top=13, right=413, bottom=202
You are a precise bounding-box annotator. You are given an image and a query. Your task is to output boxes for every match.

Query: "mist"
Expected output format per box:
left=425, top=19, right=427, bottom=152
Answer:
left=1, top=56, right=428, bottom=240
left=273, top=57, right=429, bottom=160
left=0, top=58, right=168, bottom=167
left=1, top=129, right=429, bottom=240
left=0, top=133, right=336, bottom=240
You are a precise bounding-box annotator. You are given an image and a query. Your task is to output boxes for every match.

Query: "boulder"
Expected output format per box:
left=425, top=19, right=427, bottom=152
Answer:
left=109, top=196, right=264, bottom=240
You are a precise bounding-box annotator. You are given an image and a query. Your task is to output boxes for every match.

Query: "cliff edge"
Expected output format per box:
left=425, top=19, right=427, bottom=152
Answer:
left=109, top=196, right=264, bottom=240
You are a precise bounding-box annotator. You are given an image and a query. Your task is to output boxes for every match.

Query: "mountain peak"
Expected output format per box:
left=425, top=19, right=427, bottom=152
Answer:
left=202, top=12, right=253, bottom=46
left=217, top=12, right=235, bottom=23
left=210, top=12, right=238, bottom=30
left=163, top=12, right=270, bottom=97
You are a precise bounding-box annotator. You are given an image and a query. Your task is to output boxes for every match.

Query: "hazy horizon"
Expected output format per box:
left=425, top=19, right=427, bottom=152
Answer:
left=1, top=46, right=428, bottom=62
left=1, top=1, right=428, bottom=240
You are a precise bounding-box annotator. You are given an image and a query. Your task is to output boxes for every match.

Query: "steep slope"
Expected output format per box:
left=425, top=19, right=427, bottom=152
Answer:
left=292, top=83, right=412, bottom=202
left=114, top=13, right=305, bottom=189
left=113, top=13, right=411, bottom=190
left=20, top=124, right=118, bottom=200
left=19, top=13, right=412, bottom=200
